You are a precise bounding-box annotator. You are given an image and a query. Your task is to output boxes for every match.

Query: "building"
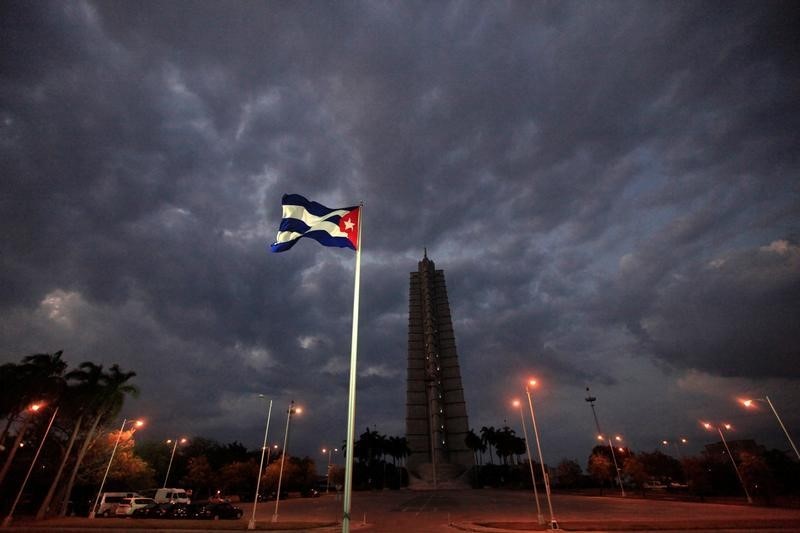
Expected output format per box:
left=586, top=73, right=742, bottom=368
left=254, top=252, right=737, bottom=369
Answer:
left=405, top=251, right=473, bottom=487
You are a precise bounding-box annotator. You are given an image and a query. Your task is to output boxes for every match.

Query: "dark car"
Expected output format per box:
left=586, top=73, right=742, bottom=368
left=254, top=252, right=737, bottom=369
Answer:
left=188, top=501, right=243, bottom=520
left=132, top=502, right=190, bottom=519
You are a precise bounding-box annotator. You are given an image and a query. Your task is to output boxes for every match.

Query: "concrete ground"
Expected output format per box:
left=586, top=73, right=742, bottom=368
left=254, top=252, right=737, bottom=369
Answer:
left=5, top=489, right=800, bottom=532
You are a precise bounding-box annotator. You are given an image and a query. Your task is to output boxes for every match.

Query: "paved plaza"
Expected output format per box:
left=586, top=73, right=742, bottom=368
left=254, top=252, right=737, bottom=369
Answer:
left=7, top=490, right=800, bottom=532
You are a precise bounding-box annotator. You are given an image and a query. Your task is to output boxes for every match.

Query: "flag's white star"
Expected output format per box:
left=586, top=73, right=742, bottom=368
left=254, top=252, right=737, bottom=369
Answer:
left=344, top=218, right=355, bottom=232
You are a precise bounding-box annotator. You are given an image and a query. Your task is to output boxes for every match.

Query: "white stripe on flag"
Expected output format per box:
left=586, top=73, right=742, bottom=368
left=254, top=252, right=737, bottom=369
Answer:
left=273, top=220, right=349, bottom=244
left=282, top=204, right=351, bottom=227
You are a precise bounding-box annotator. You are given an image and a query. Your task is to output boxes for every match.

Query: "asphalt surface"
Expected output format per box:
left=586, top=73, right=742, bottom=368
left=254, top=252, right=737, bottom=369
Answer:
left=6, top=490, right=800, bottom=532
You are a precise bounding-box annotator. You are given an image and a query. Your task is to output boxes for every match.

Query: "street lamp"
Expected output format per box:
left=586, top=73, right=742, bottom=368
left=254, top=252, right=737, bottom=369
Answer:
left=740, top=396, right=800, bottom=460
left=2, top=405, right=59, bottom=528
left=585, top=388, right=625, bottom=497
left=0, top=403, right=46, bottom=488
left=249, top=395, right=273, bottom=530
left=163, top=437, right=188, bottom=488
left=272, top=401, right=301, bottom=523
left=512, top=399, right=543, bottom=525
left=702, top=421, right=752, bottom=504
left=323, top=447, right=338, bottom=493
left=661, top=437, right=688, bottom=461
left=525, top=379, right=559, bottom=529
left=89, top=418, right=144, bottom=518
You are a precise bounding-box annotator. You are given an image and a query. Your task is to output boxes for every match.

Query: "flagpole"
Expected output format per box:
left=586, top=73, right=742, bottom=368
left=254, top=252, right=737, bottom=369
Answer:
left=342, top=202, right=363, bottom=533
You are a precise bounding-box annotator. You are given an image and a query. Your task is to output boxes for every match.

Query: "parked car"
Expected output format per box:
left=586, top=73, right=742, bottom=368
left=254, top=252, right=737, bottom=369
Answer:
left=188, top=501, right=243, bottom=519
left=132, top=502, right=190, bottom=519
left=153, top=487, right=191, bottom=504
left=114, top=497, right=156, bottom=516
left=94, top=492, right=141, bottom=517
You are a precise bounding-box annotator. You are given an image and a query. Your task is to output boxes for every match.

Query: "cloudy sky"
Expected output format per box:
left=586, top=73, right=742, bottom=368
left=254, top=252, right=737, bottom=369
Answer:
left=2, top=1, right=798, bottom=468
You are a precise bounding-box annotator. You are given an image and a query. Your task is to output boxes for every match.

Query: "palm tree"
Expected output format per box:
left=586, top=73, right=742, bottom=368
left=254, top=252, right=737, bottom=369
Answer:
left=58, top=364, right=138, bottom=516
left=0, top=363, right=26, bottom=448
left=36, top=362, right=105, bottom=519
left=480, top=426, right=497, bottom=464
left=0, top=351, right=67, bottom=488
left=464, top=429, right=484, bottom=466
left=494, top=426, right=516, bottom=465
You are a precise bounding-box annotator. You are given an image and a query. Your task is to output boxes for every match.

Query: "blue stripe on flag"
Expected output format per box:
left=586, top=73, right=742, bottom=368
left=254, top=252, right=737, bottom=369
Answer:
left=269, top=194, right=358, bottom=253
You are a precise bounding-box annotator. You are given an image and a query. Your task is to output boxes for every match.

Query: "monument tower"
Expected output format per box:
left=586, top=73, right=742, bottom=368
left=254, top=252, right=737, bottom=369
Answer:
left=406, top=251, right=473, bottom=487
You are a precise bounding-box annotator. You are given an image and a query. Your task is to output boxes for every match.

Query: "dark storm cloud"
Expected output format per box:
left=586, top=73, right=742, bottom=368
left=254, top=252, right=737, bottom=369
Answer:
left=2, top=0, right=798, bottom=461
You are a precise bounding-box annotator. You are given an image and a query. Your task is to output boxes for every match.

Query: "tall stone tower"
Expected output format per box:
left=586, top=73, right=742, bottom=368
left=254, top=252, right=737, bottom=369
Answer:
left=406, top=251, right=473, bottom=487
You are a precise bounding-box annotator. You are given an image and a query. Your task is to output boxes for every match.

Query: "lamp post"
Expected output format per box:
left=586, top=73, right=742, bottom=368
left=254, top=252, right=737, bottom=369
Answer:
left=702, top=422, right=752, bottom=504
left=163, top=437, right=188, bottom=488
left=585, top=388, right=625, bottom=497
left=741, top=396, right=800, bottom=460
left=323, top=447, right=338, bottom=493
left=661, top=437, right=688, bottom=462
left=512, top=399, right=543, bottom=525
left=272, top=401, right=300, bottom=523
left=526, top=380, right=558, bottom=530
left=89, top=418, right=144, bottom=518
left=0, top=403, right=44, bottom=489
left=2, top=406, right=58, bottom=528
left=249, top=395, right=273, bottom=530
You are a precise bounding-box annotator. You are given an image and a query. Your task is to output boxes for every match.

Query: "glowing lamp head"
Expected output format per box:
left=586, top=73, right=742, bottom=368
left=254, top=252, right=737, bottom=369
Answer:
left=702, top=422, right=712, bottom=430
left=681, top=438, right=688, bottom=444
left=662, top=440, right=668, bottom=445
left=614, top=435, right=623, bottom=442
left=597, top=434, right=604, bottom=441
left=512, top=399, right=521, bottom=408
left=29, top=403, right=43, bottom=412
left=723, top=423, right=732, bottom=430
left=529, top=379, right=537, bottom=387
left=133, top=420, right=144, bottom=428
left=322, top=448, right=327, bottom=453
left=742, top=399, right=753, bottom=408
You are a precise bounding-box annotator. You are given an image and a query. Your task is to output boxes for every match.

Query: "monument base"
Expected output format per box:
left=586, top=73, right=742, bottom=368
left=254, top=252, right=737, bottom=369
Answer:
left=407, top=462, right=472, bottom=490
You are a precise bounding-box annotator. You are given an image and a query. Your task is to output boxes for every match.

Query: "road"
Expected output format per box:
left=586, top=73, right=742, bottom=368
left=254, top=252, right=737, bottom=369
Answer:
left=8, top=490, right=800, bottom=532
left=250, top=489, right=800, bottom=532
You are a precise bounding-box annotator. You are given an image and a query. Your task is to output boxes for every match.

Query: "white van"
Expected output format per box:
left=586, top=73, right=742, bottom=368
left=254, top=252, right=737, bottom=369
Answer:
left=153, top=488, right=191, bottom=504
left=95, top=492, right=141, bottom=517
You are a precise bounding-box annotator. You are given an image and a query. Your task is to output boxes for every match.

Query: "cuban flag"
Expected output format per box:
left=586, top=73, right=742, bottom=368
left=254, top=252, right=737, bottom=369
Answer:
left=270, top=194, right=359, bottom=253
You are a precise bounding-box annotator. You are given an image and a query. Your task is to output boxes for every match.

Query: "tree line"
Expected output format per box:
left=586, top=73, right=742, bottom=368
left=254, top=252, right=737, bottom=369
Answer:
left=0, top=351, right=139, bottom=518
left=0, top=352, right=418, bottom=517
left=584, top=443, right=800, bottom=503
left=4, top=351, right=798, bottom=517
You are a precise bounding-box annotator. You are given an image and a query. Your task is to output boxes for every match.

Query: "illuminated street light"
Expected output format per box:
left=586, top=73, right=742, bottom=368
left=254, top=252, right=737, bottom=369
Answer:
left=661, top=438, right=688, bottom=461
left=2, top=405, right=59, bottom=527
left=273, top=401, right=301, bottom=523
left=323, top=447, right=339, bottom=493
left=585, top=388, right=625, bottom=497
left=702, top=421, right=752, bottom=504
left=512, top=399, right=543, bottom=525
left=249, top=394, right=273, bottom=530
left=740, top=396, right=800, bottom=460
left=89, top=418, right=144, bottom=518
left=0, top=403, right=47, bottom=488
left=525, top=379, right=558, bottom=530
left=164, top=437, right=188, bottom=488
